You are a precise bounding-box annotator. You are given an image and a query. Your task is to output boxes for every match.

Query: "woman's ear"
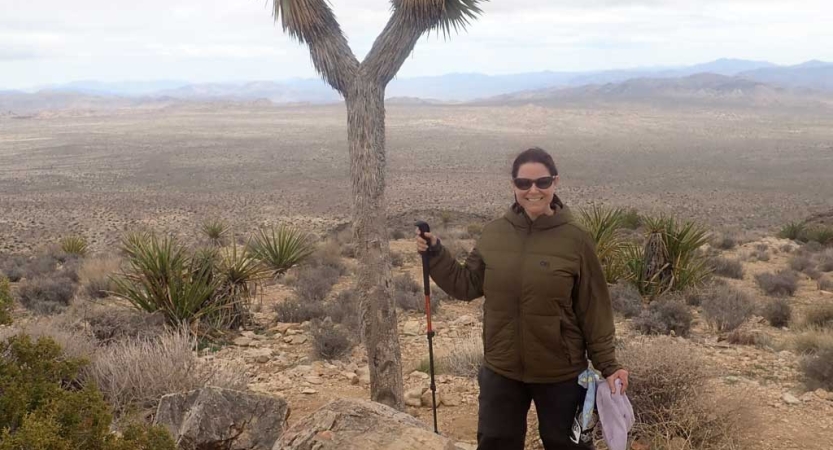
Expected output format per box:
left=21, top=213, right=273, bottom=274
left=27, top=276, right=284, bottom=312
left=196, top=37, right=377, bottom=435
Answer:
left=553, top=175, right=560, bottom=189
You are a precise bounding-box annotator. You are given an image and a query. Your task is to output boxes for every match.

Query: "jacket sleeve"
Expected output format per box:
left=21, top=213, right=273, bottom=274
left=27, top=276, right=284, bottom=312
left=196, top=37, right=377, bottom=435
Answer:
left=426, top=240, right=485, bottom=302
left=573, top=236, right=623, bottom=378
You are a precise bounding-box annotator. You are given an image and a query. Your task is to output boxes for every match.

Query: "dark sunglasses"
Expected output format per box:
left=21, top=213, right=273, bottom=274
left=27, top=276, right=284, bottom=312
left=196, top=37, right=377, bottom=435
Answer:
left=513, top=176, right=555, bottom=190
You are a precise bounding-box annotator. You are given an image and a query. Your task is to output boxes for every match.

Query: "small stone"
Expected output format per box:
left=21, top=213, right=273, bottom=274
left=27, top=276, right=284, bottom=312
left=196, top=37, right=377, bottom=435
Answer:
left=272, top=323, right=293, bottom=334
left=356, top=366, right=371, bottom=384
left=454, top=315, right=477, bottom=326
left=291, top=335, right=308, bottom=345
left=301, top=388, right=317, bottom=394
left=403, top=321, right=421, bottom=336
left=441, top=394, right=461, bottom=407
left=405, top=396, right=422, bottom=407
left=455, top=443, right=476, bottom=450
left=256, top=355, right=270, bottom=364
left=405, top=387, right=425, bottom=400
left=316, top=430, right=334, bottom=441
left=816, top=389, right=831, bottom=401
left=782, top=393, right=801, bottom=405
left=305, top=376, right=324, bottom=385
left=233, top=337, right=252, bottom=347
left=800, top=392, right=816, bottom=402
left=409, top=371, right=429, bottom=380
left=421, top=390, right=439, bottom=408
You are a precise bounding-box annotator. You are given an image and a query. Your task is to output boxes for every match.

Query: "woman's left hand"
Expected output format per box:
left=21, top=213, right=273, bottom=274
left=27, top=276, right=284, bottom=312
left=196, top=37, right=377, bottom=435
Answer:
left=606, top=369, right=629, bottom=395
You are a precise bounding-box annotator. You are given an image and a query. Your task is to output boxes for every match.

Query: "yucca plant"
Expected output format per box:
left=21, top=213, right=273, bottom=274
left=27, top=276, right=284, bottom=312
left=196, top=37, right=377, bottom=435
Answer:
left=111, top=234, right=222, bottom=329
left=200, top=219, right=230, bottom=246
left=804, top=226, right=833, bottom=246
left=214, top=241, right=268, bottom=328
left=249, top=225, right=315, bottom=278
left=59, top=235, right=88, bottom=257
left=624, top=215, right=713, bottom=300
left=778, top=221, right=807, bottom=240
left=577, top=204, right=628, bottom=283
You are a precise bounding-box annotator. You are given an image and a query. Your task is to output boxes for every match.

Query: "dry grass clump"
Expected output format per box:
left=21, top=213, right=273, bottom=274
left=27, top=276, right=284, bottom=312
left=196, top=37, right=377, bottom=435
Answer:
left=310, top=318, right=353, bottom=360
left=819, top=276, right=833, bottom=291
left=17, top=274, right=78, bottom=315
left=761, top=298, right=792, bottom=328
left=633, top=296, right=692, bottom=337
left=726, top=329, right=774, bottom=349
left=755, top=270, right=799, bottom=297
left=701, top=285, right=755, bottom=332
left=78, top=254, right=121, bottom=298
left=393, top=273, right=439, bottom=314
left=420, top=332, right=483, bottom=378
left=801, top=347, right=833, bottom=391
left=791, top=329, right=833, bottom=355
left=802, top=302, right=833, bottom=329
left=709, top=256, right=744, bottom=279
left=619, top=337, right=747, bottom=450
left=609, top=281, right=643, bottom=318
left=86, top=327, right=246, bottom=417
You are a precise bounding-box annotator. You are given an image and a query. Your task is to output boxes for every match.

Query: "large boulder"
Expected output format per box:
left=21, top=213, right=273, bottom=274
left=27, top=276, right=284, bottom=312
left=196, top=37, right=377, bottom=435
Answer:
left=155, top=387, right=289, bottom=450
left=272, top=398, right=458, bottom=450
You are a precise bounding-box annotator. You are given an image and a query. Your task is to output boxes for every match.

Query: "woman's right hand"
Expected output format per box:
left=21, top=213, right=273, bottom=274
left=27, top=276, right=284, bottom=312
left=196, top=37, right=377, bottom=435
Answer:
left=415, top=228, right=438, bottom=253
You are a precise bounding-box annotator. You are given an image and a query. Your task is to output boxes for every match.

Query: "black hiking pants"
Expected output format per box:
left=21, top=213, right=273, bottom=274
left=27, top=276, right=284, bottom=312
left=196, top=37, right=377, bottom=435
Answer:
left=476, top=365, right=593, bottom=450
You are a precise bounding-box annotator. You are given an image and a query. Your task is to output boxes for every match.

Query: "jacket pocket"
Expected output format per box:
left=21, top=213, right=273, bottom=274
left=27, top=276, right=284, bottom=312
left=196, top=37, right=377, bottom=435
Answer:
left=524, top=315, right=573, bottom=370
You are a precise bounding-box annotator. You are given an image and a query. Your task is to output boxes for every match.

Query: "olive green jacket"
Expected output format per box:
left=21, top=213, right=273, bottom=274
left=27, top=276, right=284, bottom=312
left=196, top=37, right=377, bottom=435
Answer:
left=428, top=204, right=622, bottom=383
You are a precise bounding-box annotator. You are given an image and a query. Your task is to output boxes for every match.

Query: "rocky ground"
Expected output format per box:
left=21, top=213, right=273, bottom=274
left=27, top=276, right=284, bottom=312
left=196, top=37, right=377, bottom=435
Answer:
left=194, top=236, right=833, bottom=450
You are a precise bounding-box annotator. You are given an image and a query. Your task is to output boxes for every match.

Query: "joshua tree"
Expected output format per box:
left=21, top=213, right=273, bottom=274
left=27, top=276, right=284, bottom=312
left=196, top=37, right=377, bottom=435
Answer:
left=270, top=0, right=486, bottom=410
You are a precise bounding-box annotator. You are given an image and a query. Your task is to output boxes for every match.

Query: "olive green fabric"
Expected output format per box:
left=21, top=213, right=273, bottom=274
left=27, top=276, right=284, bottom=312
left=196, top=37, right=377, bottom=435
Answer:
left=428, top=204, right=622, bottom=383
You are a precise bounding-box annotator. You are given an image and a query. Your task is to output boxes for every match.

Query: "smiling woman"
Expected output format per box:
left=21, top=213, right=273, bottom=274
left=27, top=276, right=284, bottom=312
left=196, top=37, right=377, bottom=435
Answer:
left=416, top=146, right=629, bottom=450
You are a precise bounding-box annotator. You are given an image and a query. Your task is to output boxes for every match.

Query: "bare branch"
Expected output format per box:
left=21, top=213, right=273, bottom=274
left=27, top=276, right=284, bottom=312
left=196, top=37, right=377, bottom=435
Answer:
left=273, top=0, right=359, bottom=94
left=364, top=0, right=485, bottom=86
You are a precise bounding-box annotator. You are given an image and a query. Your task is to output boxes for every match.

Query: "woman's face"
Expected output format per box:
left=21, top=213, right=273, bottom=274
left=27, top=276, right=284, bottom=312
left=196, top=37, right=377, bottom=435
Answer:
left=512, top=162, right=558, bottom=219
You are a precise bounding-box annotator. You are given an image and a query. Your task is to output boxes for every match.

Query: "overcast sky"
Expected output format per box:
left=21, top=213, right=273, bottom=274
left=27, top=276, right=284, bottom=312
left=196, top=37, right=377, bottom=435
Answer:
left=1, top=0, right=831, bottom=89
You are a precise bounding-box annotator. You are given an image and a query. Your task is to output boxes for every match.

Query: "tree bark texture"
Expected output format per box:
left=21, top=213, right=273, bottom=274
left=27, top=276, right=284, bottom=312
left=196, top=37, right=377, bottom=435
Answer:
left=345, top=77, right=404, bottom=411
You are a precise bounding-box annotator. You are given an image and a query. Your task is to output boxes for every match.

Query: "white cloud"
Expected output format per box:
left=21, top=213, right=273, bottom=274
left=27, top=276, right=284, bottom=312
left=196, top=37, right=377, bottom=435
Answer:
left=0, top=0, right=831, bottom=88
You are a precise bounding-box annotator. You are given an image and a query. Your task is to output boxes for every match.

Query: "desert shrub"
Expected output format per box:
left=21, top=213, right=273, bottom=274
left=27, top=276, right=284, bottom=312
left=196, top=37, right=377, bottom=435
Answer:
left=466, top=222, right=484, bottom=238
left=788, top=254, right=814, bottom=272
left=701, top=285, right=755, bottom=332
left=326, top=289, right=361, bottom=333
left=390, top=228, right=406, bottom=240
left=755, top=270, right=799, bottom=297
left=804, top=267, right=823, bottom=280
left=79, top=254, right=121, bottom=299
left=0, top=254, right=27, bottom=282
left=306, top=240, right=348, bottom=275
left=82, top=305, right=167, bottom=344
left=0, top=276, right=11, bottom=325
left=293, top=264, right=341, bottom=303
left=623, top=215, right=712, bottom=299
left=819, top=276, right=833, bottom=291
left=620, top=208, right=642, bottom=230
left=791, top=330, right=833, bottom=355
left=633, top=297, right=692, bottom=337
left=390, top=251, right=404, bottom=267
left=0, top=334, right=176, bottom=449
left=249, top=224, right=315, bottom=278
left=86, top=327, right=246, bottom=417
left=801, top=348, right=833, bottom=390
left=609, top=280, right=643, bottom=318
left=803, top=303, right=833, bottom=329
left=762, top=298, right=792, bottom=328
left=713, top=234, right=736, bottom=250
left=804, top=226, right=833, bottom=246
left=0, top=317, right=98, bottom=362
left=778, top=221, right=806, bottom=240
left=59, top=235, right=89, bottom=256
left=442, top=238, right=471, bottom=264
left=393, top=273, right=440, bottom=314
left=17, top=274, right=77, bottom=315
left=726, top=329, right=773, bottom=348
left=421, top=332, right=483, bottom=378
left=801, top=240, right=825, bottom=253
left=709, top=256, right=744, bottom=279
left=273, top=296, right=326, bottom=323
left=310, top=319, right=353, bottom=360
left=619, top=337, right=744, bottom=449
left=818, top=249, right=833, bottom=272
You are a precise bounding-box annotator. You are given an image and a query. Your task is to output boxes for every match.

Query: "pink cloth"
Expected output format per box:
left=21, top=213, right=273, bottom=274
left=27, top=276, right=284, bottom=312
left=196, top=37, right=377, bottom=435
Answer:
left=596, top=379, right=634, bottom=450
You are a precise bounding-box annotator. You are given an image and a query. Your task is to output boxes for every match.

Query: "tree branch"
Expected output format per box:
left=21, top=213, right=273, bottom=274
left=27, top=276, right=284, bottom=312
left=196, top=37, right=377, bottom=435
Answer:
left=274, top=0, right=359, bottom=94
left=361, top=8, right=425, bottom=87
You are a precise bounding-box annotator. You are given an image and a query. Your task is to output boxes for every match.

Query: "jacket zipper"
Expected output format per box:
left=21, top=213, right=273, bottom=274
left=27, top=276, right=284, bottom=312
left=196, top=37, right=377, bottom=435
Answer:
left=518, top=223, right=532, bottom=380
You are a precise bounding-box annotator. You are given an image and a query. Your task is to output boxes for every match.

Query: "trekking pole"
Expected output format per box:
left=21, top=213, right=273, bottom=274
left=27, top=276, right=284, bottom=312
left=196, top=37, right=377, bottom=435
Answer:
left=415, top=220, right=439, bottom=434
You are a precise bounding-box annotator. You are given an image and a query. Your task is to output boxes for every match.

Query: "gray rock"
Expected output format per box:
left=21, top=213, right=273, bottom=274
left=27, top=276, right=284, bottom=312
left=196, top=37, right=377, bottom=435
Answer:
left=155, top=387, right=289, bottom=450
left=782, top=393, right=801, bottom=405
left=271, top=398, right=457, bottom=450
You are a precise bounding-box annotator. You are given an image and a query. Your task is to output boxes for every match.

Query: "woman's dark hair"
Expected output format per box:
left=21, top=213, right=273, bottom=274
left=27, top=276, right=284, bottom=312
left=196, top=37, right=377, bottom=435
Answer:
left=511, top=147, right=558, bottom=178
left=511, top=147, right=563, bottom=213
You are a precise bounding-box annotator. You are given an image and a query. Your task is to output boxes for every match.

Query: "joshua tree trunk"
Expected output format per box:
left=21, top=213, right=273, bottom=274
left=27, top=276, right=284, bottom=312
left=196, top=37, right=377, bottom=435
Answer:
left=270, top=0, right=485, bottom=411
left=346, top=79, right=404, bottom=410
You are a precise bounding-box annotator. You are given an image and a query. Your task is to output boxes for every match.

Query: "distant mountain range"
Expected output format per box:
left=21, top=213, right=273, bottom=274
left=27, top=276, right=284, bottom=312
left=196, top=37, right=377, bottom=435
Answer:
left=2, top=58, right=831, bottom=114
